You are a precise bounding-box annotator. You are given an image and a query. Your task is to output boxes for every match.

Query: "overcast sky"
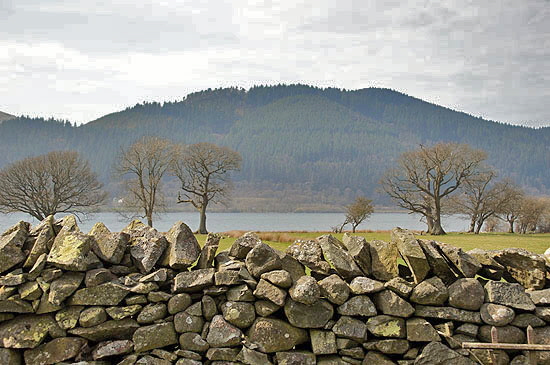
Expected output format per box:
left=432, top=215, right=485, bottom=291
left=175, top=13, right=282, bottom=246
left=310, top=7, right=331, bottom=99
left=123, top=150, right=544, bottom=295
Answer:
left=1, top=0, right=549, bottom=126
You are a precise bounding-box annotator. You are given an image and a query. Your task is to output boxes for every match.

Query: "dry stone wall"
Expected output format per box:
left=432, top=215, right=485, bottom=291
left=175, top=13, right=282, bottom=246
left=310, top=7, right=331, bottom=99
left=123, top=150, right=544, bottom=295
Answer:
left=0, top=216, right=549, bottom=365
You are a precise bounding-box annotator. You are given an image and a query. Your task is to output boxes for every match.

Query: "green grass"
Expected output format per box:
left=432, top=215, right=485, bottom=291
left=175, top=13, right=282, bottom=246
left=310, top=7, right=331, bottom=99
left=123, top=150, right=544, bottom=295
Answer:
left=196, top=231, right=550, bottom=254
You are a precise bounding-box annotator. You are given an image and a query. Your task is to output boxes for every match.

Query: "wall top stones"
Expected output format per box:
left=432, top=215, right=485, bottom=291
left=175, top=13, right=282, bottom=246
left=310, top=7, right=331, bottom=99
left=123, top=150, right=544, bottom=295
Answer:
left=0, top=215, right=549, bottom=364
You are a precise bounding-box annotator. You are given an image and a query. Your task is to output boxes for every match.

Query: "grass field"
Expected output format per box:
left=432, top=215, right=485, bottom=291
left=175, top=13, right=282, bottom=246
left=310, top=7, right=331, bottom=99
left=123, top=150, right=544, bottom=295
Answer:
left=196, top=231, right=550, bottom=254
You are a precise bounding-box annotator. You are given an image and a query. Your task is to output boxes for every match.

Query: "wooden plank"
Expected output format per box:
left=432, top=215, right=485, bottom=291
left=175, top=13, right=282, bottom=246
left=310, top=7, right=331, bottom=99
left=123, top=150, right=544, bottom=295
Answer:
left=462, top=343, right=550, bottom=351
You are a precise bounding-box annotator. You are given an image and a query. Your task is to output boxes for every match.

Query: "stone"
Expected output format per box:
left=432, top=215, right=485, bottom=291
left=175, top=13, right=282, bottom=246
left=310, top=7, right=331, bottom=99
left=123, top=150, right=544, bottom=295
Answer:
left=419, top=240, right=457, bottom=284
left=18, top=281, right=42, bottom=300
left=185, top=301, right=203, bottom=316
left=384, top=277, right=415, bottom=298
left=332, top=316, right=368, bottom=342
left=0, top=298, right=34, bottom=313
left=179, top=332, right=209, bottom=353
left=349, top=276, right=385, bottom=294
left=174, top=311, right=204, bottom=333
left=528, top=288, right=550, bottom=305
left=531, top=326, right=550, bottom=364
left=35, top=291, right=62, bottom=314
left=245, top=243, right=282, bottom=278
left=491, top=248, right=546, bottom=289
left=261, top=270, right=292, bottom=288
left=370, top=339, right=410, bottom=354
left=362, top=352, right=395, bottom=365
left=284, top=298, right=334, bottom=328
left=247, top=317, right=308, bottom=353
left=222, top=301, right=256, bottom=328
left=484, top=280, right=535, bottom=311
left=310, top=329, right=337, bottom=354
left=535, top=307, right=550, bottom=321
left=455, top=323, right=479, bottom=337
left=229, top=232, right=261, bottom=258
left=0, top=348, right=21, bottom=364
left=435, top=242, right=481, bottom=278
left=24, top=216, right=55, bottom=269
left=406, top=318, right=440, bottom=342
left=80, top=306, right=108, bottom=327
left=68, top=319, right=139, bottom=341
left=196, top=233, right=220, bottom=269
left=139, top=268, right=169, bottom=283
left=410, top=277, right=448, bottom=305
left=511, top=313, right=546, bottom=328
left=289, top=275, right=320, bottom=305
left=392, top=228, right=430, bottom=283
left=342, top=233, right=372, bottom=276
left=317, top=235, right=363, bottom=280
left=479, top=325, right=526, bottom=344
left=279, top=253, right=307, bottom=283
left=373, top=290, right=415, bottom=317
left=337, top=295, right=377, bottom=317
left=0, top=221, right=29, bottom=274
left=148, top=291, right=172, bottom=302
left=47, top=229, right=93, bottom=271
left=237, top=346, right=273, bottom=364
left=285, top=240, right=331, bottom=274
left=27, top=253, right=48, bottom=281
left=369, top=240, right=399, bottom=281
left=253, top=279, right=287, bottom=306
left=276, top=351, right=317, bottom=365
left=92, top=340, right=134, bottom=360
left=448, top=278, right=485, bottom=310
left=55, top=306, right=83, bottom=330
left=214, top=270, right=241, bottom=286
left=133, top=322, right=178, bottom=352
left=206, top=315, right=243, bottom=347
left=467, top=248, right=505, bottom=281
left=255, top=300, right=281, bottom=317
left=0, top=314, right=62, bottom=348
left=414, top=342, right=476, bottom=365
left=48, top=272, right=84, bottom=305
left=89, top=222, right=128, bottom=264
left=69, top=282, right=129, bottom=306
left=162, top=221, right=201, bottom=269
left=227, top=283, right=255, bottom=301
left=202, top=295, right=217, bottom=320
left=85, top=268, right=117, bottom=287
left=106, top=305, right=142, bottom=320
left=206, top=347, right=239, bottom=361
left=137, top=303, right=167, bottom=324
left=168, top=293, right=192, bottom=314
left=130, top=234, right=168, bottom=274
left=414, top=305, right=482, bottom=324
left=480, top=303, right=515, bottom=326
left=173, top=269, right=215, bottom=293
left=0, top=270, right=26, bottom=286
left=366, top=315, right=406, bottom=338
left=318, top=274, right=350, bottom=305
left=23, top=337, right=87, bottom=365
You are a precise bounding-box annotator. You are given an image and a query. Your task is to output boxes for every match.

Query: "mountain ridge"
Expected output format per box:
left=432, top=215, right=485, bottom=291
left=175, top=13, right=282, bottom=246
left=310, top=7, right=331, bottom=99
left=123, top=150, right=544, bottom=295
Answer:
left=0, top=85, right=548, bottom=210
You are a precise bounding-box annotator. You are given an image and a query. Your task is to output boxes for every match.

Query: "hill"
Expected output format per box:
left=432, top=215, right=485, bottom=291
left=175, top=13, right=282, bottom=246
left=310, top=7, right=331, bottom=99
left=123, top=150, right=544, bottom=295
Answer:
left=0, top=111, right=15, bottom=123
left=0, top=85, right=548, bottom=211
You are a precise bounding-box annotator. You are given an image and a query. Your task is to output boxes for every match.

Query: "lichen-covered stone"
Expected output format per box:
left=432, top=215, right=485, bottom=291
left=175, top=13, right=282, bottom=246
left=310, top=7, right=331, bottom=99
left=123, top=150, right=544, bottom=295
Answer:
left=92, top=340, right=134, bottom=360
left=137, top=303, right=167, bottom=324
left=129, top=234, right=168, bottom=274
left=410, top=276, right=448, bottom=306
left=0, top=222, right=29, bottom=274
left=89, top=222, right=128, bottom=265
left=337, top=295, right=377, bottom=317
left=310, top=330, right=337, bottom=354
left=173, top=269, right=215, bottom=293
left=342, top=233, right=372, bottom=276
left=373, top=290, right=414, bottom=317
left=206, top=315, right=243, bottom=348
left=317, top=235, right=363, bottom=280
left=406, top=318, right=440, bottom=342
left=229, top=232, right=261, bottom=259
left=159, top=221, right=201, bottom=269
left=47, top=229, right=93, bottom=271
left=318, top=274, right=350, bottom=305
left=133, top=322, right=178, bottom=352
left=253, top=279, right=287, bottom=306
left=415, top=342, right=476, bottom=365
left=285, top=240, right=331, bottom=274
left=68, top=319, right=139, bottom=341
left=247, top=317, right=308, bottom=353
left=484, top=280, right=535, bottom=311
left=491, top=248, right=546, bottom=289
left=435, top=242, right=481, bottom=278
left=196, top=233, right=220, bottom=269
left=480, top=303, right=515, bottom=326
left=448, top=278, right=485, bottom=311
left=276, top=350, right=316, bottom=365
left=48, top=272, right=84, bottom=305
left=261, top=270, right=292, bottom=288
left=366, top=315, right=406, bottom=338
left=222, top=301, right=255, bottom=328
left=369, top=240, right=399, bottom=281
left=23, top=337, right=87, bottom=365
left=414, top=305, right=482, bottom=324
left=392, top=228, right=429, bottom=283
left=284, top=299, right=333, bottom=328
left=68, top=282, right=129, bottom=306
left=79, top=306, right=108, bottom=327
left=332, top=316, right=367, bottom=342
left=245, top=243, right=283, bottom=278
left=288, top=275, right=320, bottom=305
left=0, top=314, right=63, bottom=348
left=348, top=276, right=384, bottom=295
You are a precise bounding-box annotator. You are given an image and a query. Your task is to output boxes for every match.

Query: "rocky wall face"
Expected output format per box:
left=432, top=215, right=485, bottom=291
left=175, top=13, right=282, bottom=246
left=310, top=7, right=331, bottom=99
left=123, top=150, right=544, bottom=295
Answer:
left=0, top=218, right=549, bottom=365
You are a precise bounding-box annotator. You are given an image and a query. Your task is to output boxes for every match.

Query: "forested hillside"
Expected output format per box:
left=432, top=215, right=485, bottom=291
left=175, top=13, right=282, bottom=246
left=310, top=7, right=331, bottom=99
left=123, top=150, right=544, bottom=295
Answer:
left=1, top=85, right=548, bottom=211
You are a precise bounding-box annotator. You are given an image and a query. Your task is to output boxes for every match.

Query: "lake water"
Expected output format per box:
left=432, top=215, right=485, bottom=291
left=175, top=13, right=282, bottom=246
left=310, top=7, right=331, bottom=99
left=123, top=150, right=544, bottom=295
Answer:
left=0, top=211, right=470, bottom=233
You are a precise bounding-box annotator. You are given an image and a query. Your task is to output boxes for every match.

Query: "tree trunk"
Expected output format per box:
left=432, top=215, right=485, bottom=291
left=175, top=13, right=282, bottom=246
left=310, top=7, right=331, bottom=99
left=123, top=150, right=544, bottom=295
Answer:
left=352, top=223, right=357, bottom=233
left=198, top=196, right=208, bottom=234
left=474, top=220, right=483, bottom=234
left=425, top=215, right=434, bottom=234
left=468, top=216, right=476, bottom=233
left=507, top=219, right=515, bottom=233
left=146, top=211, right=153, bottom=227
left=430, top=201, right=446, bottom=235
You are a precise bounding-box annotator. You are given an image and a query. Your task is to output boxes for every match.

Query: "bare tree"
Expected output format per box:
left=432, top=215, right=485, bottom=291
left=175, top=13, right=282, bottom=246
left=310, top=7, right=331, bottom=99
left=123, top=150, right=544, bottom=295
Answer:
left=343, top=196, right=374, bottom=233
left=114, top=136, right=175, bottom=227
left=517, top=196, right=547, bottom=234
left=381, top=143, right=486, bottom=235
left=0, top=150, right=106, bottom=221
left=496, top=183, right=524, bottom=233
left=173, top=142, right=241, bottom=234
left=450, top=169, right=518, bottom=234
